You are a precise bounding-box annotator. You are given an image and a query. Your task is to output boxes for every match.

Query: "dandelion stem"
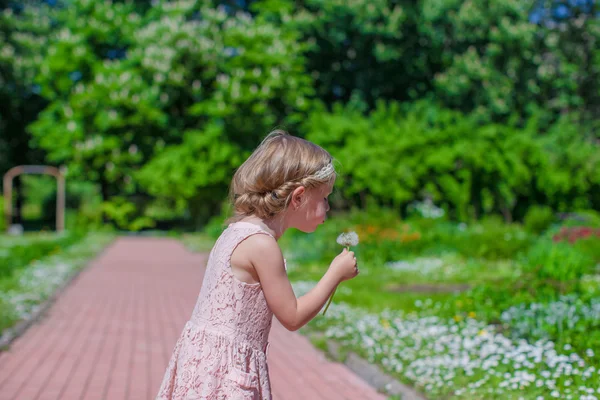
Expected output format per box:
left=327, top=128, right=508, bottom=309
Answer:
left=323, top=288, right=336, bottom=315
left=323, top=246, right=349, bottom=315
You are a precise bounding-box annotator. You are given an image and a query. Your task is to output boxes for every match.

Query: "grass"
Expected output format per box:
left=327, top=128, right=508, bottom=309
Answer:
left=182, top=212, right=600, bottom=399
left=285, top=252, right=520, bottom=316
left=0, top=232, right=114, bottom=336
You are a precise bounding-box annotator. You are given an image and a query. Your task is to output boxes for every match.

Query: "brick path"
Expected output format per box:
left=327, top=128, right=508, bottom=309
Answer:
left=0, top=237, right=386, bottom=400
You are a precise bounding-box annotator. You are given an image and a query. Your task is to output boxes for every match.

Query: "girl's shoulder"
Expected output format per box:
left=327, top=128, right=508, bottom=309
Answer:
left=214, top=221, right=276, bottom=250
left=226, top=221, right=275, bottom=237
left=213, top=221, right=280, bottom=265
left=214, top=221, right=287, bottom=271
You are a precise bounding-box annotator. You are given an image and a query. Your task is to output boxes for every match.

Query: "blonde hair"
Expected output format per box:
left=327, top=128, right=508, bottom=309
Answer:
left=229, top=130, right=336, bottom=220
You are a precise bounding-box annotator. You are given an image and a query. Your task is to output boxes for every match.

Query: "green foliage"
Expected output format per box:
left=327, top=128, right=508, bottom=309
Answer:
left=101, top=196, right=155, bottom=231
left=282, top=0, right=414, bottom=106
left=12, top=176, right=103, bottom=231
left=275, top=209, right=534, bottom=271
left=135, top=2, right=313, bottom=226
left=62, top=182, right=103, bottom=230
left=421, top=0, right=538, bottom=118
left=572, top=236, right=600, bottom=264
left=500, top=295, right=600, bottom=356
left=462, top=237, right=600, bottom=325
left=577, top=210, right=600, bottom=227
left=269, top=0, right=600, bottom=128
left=0, top=232, right=82, bottom=279
left=27, top=0, right=312, bottom=229
left=188, top=209, right=600, bottom=385
left=532, top=0, right=600, bottom=130
left=1, top=0, right=599, bottom=229
left=0, top=3, right=51, bottom=175
left=26, top=0, right=159, bottom=228
left=462, top=238, right=597, bottom=321
left=202, top=202, right=235, bottom=239
left=306, top=101, right=600, bottom=222
left=0, top=195, right=4, bottom=232
left=559, top=209, right=600, bottom=228
left=0, top=295, right=17, bottom=339
left=0, top=233, right=113, bottom=335
left=436, top=217, right=534, bottom=260
left=524, top=205, right=555, bottom=234
left=521, top=239, right=595, bottom=284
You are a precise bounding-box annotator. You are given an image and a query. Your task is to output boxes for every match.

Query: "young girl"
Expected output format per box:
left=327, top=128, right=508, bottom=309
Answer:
left=156, top=130, right=359, bottom=400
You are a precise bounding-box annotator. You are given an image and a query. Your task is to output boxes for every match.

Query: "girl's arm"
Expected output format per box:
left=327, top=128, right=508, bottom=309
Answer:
left=240, top=234, right=356, bottom=331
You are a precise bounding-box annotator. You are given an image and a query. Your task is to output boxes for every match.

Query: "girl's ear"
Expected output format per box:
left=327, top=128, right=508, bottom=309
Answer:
left=291, top=186, right=306, bottom=210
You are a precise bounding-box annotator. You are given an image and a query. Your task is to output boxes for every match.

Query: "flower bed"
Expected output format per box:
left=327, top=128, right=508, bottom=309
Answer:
left=293, top=282, right=600, bottom=400
left=0, top=233, right=114, bottom=337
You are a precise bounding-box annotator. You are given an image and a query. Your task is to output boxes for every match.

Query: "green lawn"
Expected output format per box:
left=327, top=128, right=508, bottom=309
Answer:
left=184, top=212, right=600, bottom=399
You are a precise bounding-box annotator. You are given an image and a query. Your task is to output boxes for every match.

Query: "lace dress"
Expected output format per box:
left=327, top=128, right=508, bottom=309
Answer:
left=157, top=221, right=281, bottom=400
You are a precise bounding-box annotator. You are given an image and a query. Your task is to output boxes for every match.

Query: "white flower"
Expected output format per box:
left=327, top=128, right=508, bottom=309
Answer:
left=336, top=232, right=359, bottom=247
left=586, top=349, right=595, bottom=357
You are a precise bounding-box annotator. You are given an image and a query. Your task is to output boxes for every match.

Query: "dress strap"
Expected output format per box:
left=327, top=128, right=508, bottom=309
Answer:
left=227, top=222, right=288, bottom=271
left=224, top=222, right=275, bottom=266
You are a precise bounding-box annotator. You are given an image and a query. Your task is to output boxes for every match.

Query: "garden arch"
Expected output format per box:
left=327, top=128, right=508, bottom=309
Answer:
left=3, top=165, right=65, bottom=232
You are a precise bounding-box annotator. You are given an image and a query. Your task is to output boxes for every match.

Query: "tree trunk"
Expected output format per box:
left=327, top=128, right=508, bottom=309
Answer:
left=100, top=178, right=110, bottom=223
left=500, top=205, right=513, bottom=223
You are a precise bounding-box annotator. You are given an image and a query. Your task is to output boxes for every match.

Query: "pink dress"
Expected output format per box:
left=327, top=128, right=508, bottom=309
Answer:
left=157, top=222, right=279, bottom=400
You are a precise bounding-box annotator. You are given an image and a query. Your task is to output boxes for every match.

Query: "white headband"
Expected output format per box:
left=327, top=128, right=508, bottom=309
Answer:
left=269, top=161, right=335, bottom=199
left=312, top=162, right=335, bottom=180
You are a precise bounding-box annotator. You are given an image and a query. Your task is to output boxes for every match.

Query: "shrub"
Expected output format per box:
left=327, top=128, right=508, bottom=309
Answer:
left=520, top=240, right=595, bottom=290
left=524, top=205, right=555, bottom=234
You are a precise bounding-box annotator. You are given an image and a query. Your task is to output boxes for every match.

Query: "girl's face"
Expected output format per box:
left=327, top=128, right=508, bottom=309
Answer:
left=290, top=183, right=333, bottom=233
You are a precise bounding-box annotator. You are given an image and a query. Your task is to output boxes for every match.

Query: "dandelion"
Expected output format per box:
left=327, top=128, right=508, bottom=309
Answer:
left=323, top=232, right=359, bottom=315
left=336, top=232, right=359, bottom=248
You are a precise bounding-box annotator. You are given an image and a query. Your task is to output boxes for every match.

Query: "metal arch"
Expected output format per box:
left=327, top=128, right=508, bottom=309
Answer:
left=3, top=165, right=66, bottom=232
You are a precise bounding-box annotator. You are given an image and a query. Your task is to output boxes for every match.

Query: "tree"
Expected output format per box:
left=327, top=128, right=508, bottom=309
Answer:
left=426, top=0, right=599, bottom=127
left=0, top=2, right=52, bottom=224
left=28, top=0, right=313, bottom=229
left=26, top=0, right=159, bottom=228
left=136, top=1, right=313, bottom=227
left=260, top=0, right=598, bottom=128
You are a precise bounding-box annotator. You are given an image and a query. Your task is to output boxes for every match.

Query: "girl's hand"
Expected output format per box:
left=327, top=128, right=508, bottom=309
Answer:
left=329, top=248, right=359, bottom=283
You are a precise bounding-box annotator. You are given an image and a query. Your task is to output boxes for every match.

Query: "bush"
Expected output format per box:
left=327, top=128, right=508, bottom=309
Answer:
left=557, top=209, right=600, bottom=228
left=305, top=101, right=600, bottom=221
left=551, top=226, right=600, bottom=264
left=0, top=195, right=5, bottom=232
left=572, top=236, right=600, bottom=264
left=424, top=217, right=533, bottom=260
left=520, top=240, right=595, bottom=289
left=0, top=296, right=18, bottom=337
left=524, top=205, right=555, bottom=234
left=553, top=226, right=600, bottom=243
left=0, top=233, right=83, bottom=279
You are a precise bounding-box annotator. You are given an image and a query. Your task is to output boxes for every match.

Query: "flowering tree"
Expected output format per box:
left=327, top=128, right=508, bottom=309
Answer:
left=135, top=2, right=313, bottom=226
left=28, top=0, right=312, bottom=229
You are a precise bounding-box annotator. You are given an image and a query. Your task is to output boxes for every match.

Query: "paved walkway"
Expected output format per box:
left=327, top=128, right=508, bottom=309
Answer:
left=0, top=237, right=386, bottom=400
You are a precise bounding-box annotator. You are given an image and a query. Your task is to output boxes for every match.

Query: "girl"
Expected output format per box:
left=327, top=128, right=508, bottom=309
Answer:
left=156, top=130, right=359, bottom=400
